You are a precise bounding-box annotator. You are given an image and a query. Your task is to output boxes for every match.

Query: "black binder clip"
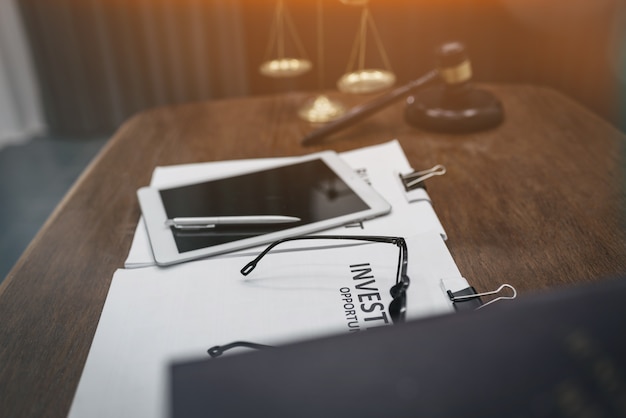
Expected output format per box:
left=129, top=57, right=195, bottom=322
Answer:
left=447, top=284, right=517, bottom=311
left=399, top=165, right=446, bottom=191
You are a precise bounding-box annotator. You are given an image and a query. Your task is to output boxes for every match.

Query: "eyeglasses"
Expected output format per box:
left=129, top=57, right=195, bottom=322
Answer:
left=242, top=235, right=410, bottom=323
left=208, top=235, right=410, bottom=358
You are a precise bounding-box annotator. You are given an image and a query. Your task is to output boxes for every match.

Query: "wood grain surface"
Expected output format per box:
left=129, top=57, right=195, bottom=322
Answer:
left=1, top=84, right=625, bottom=417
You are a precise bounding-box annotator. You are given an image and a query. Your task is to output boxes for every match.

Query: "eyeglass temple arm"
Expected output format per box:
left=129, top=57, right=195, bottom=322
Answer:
left=240, top=236, right=405, bottom=276
left=241, top=240, right=285, bottom=275
left=208, top=341, right=274, bottom=358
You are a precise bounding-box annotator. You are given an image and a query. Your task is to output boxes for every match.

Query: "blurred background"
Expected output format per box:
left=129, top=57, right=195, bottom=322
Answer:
left=3, top=0, right=626, bottom=138
left=1, top=0, right=625, bottom=280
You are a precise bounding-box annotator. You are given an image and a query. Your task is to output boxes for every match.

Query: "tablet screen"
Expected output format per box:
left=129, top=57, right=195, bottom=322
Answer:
left=159, top=158, right=370, bottom=253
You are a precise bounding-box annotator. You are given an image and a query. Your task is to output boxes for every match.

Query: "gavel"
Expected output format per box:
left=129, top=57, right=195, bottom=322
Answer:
left=301, top=41, right=504, bottom=146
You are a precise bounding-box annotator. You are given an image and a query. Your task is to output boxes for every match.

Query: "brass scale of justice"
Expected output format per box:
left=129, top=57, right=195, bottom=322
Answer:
left=260, top=0, right=504, bottom=146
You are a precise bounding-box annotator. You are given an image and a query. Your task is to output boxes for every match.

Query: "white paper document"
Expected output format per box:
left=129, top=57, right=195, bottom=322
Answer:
left=125, top=140, right=447, bottom=268
left=69, top=140, right=467, bottom=418
left=69, top=231, right=467, bottom=418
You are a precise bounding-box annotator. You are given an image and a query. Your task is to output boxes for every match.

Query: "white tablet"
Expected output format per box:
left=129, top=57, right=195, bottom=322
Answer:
left=138, top=151, right=391, bottom=266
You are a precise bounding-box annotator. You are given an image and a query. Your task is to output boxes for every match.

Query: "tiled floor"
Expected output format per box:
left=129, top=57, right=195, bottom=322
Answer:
left=0, top=135, right=108, bottom=283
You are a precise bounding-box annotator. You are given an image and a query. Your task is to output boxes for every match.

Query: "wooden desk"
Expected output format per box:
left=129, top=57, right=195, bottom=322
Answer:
left=1, top=85, right=625, bottom=417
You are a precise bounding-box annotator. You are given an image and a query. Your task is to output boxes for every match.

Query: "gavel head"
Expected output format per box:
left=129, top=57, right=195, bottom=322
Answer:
left=437, top=41, right=473, bottom=86
left=404, top=41, right=504, bottom=133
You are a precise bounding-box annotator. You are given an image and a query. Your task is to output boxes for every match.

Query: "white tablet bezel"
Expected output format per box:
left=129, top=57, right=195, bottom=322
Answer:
left=137, top=151, right=391, bottom=266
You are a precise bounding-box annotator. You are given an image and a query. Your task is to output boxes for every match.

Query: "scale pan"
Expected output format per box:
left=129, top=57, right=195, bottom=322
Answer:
left=298, top=95, right=346, bottom=123
left=259, top=58, right=312, bottom=78
left=337, top=69, right=396, bottom=94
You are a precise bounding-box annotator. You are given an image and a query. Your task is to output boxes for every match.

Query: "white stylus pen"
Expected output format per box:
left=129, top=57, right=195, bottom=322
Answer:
left=165, top=215, right=301, bottom=229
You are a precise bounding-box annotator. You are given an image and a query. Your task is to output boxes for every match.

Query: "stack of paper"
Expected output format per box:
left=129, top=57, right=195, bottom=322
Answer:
left=69, top=140, right=470, bottom=418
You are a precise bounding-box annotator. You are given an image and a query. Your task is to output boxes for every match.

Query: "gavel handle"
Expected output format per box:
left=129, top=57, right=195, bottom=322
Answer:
left=301, top=69, right=440, bottom=146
